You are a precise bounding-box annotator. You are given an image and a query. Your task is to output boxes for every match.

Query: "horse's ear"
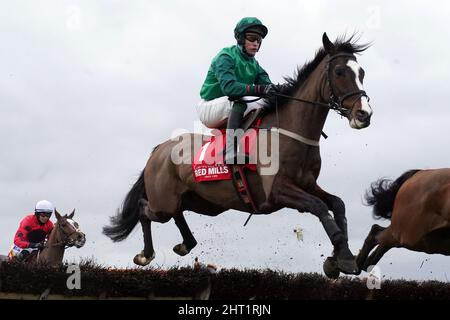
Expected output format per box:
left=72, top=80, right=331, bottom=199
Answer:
left=55, top=209, right=62, bottom=220
left=68, top=209, right=75, bottom=219
left=322, top=32, right=336, bottom=54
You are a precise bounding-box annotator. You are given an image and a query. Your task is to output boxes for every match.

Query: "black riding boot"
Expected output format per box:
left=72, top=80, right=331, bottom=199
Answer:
left=224, top=103, right=246, bottom=165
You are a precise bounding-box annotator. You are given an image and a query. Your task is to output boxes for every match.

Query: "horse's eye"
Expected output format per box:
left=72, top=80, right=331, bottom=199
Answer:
left=74, top=223, right=79, bottom=228
left=335, top=66, right=345, bottom=77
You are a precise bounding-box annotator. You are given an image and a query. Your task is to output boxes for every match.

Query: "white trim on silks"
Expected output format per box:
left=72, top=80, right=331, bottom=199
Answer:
left=271, top=127, right=320, bottom=147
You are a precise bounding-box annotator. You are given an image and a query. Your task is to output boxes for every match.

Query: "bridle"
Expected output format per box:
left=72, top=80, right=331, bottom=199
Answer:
left=49, top=220, right=81, bottom=249
left=324, top=53, right=369, bottom=117
left=235, top=51, right=372, bottom=149
left=274, top=52, right=370, bottom=117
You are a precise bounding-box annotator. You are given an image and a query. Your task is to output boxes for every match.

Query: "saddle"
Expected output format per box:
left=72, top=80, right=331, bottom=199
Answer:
left=192, top=108, right=265, bottom=182
left=193, top=108, right=265, bottom=215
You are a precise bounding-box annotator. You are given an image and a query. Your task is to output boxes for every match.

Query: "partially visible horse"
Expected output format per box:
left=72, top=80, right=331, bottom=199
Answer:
left=9, top=209, right=86, bottom=267
left=357, top=169, right=450, bottom=271
left=104, top=33, right=373, bottom=277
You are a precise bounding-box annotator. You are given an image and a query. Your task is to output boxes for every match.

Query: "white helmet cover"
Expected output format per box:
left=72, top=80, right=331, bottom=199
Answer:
left=35, top=200, right=54, bottom=214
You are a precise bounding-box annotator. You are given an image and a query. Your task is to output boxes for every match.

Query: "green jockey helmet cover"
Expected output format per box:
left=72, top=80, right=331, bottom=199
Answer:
left=234, top=17, right=268, bottom=45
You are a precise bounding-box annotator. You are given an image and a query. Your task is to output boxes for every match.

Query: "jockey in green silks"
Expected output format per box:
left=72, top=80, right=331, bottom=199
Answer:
left=197, top=17, right=278, bottom=164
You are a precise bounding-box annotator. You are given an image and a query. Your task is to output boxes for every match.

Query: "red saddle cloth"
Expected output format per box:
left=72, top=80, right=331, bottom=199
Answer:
left=192, top=128, right=258, bottom=182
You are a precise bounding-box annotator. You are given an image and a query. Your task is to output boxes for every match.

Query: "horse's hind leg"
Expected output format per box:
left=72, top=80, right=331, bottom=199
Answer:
left=133, top=199, right=157, bottom=266
left=173, top=213, right=198, bottom=256
left=356, top=224, right=385, bottom=271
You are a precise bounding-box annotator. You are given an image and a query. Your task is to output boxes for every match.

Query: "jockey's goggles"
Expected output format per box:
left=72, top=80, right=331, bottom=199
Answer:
left=37, top=212, right=52, bottom=217
left=244, top=33, right=262, bottom=44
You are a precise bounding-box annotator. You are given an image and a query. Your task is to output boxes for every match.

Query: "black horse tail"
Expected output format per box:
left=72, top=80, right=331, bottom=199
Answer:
left=364, top=169, right=421, bottom=219
left=103, top=169, right=146, bottom=242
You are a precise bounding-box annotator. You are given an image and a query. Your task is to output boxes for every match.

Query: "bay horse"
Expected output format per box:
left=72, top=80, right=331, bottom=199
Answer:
left=11, top=210, right=86, bottom=267
left=103, top=33, right=373, bottom=277
left=357, top=169, right=450, bottom=272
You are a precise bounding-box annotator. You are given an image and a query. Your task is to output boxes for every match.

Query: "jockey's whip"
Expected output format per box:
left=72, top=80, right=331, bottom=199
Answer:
left=243, top=213, right=253, bottom=227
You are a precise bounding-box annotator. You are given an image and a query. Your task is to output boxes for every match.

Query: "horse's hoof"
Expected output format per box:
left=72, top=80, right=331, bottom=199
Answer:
left=336, top=256, right=359, bottom=275
left=173, top=243, right=190, bottom=256
left=323, top=257, right=340, bottom=279
left=133, top=251, right=155, bottom=266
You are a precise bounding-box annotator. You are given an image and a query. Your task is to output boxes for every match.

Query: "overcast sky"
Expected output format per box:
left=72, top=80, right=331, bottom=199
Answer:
left=1, top=0, right=450, bottom=282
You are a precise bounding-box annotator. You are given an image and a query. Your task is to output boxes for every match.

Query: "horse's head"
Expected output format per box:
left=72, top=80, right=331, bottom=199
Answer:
left=322, top=33, right=372, bottom=129
left=54, top=209, right=86, bottom=248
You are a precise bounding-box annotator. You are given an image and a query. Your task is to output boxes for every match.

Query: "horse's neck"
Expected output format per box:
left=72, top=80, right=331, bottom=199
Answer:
left=39, top=224, right=65, bottom=265
left=274, top=59, right=329, bottom=141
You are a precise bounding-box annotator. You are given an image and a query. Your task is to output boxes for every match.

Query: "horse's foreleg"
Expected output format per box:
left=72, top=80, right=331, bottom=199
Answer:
left=272, top=181, right=358, bottom=274
left=362, top=225, right=395, bottom=271
left=173, top=213, right=198, bottom=256
left=356, top=224, right=385, bottom=271
left=312, top=186, right=348, bottom=242
left=363, top=244, right=391, bottom=271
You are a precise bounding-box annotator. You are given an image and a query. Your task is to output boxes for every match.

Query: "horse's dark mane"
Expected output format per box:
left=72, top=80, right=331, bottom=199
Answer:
left=263, top=33, right=371, bottom=109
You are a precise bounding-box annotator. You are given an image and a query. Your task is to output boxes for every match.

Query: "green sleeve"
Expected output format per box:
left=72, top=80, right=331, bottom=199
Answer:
left=214, top=54, right=249, bottom=97
left=214, top=54, right=269, bottom=98
left=255, top=64, right=272, bottom=85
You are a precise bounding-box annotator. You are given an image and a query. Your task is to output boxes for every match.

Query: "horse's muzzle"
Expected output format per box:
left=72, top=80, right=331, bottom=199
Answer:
left=356, top=109, right=371, bottom=123
left=74, top=232, right=86, bottom=248
left=350, top=109, right=371, bottom=129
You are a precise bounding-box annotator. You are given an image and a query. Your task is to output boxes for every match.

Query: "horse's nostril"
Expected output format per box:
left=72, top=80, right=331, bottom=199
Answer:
left=356, top=110, right=368, bottom=121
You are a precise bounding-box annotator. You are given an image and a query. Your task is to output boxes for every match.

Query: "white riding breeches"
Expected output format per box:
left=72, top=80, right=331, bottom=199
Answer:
left=196, top=96, right=265, bottom=128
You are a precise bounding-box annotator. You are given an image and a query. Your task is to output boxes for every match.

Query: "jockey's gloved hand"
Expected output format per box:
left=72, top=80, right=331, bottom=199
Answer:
left=29, top=242, right=45, bottom=250
left=263, top=84, right=278, bottom=97
left=274, top=83, right=288, bottom=93
left=29, top=242, right=39, bottom=248
left=248, top=84, right=277, bottom=98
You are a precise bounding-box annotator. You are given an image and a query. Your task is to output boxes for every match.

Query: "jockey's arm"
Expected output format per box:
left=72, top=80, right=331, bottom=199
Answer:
left=254, top=63, right=272, bottom=86
left=214, top=54, right=271, bottom=98
left=13, top=216, right=32, bottom=248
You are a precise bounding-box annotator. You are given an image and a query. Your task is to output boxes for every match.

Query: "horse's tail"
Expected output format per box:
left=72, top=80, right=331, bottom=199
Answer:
left=364, top=169, right=421, bottom=219
left=103, top=169, right=146, bottom=242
